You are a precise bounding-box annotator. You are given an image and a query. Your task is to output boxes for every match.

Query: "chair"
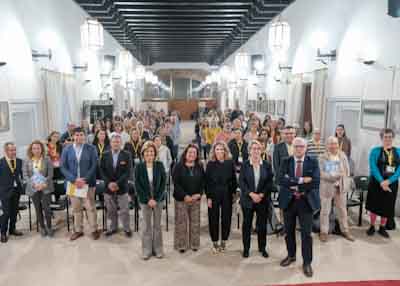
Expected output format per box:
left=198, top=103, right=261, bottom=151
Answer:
left=95, top=180, right=106, bottom=231
left=347, top=176, right=369, bottom=226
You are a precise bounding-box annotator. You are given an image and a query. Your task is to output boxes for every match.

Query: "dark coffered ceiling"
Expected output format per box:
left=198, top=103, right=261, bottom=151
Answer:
left=74, top=0, right=295, bottom=64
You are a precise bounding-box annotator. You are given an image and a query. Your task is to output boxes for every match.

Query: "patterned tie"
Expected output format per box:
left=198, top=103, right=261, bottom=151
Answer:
left=295, top=160, right=302, bottom=177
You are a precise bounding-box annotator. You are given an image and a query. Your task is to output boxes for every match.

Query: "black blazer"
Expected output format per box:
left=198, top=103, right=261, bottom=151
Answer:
left=135, top=161, right=166, bottom=204
left=0, top=157, right=24, bottom=199
left=239, top=160, right=274, bottom=209
left=124, top=141, right=142, bottom=164
left=205, top=159, right=238, bottom=200
left=273, top=142, right=289, bottom=180
left=99, top=150, right=132, bottom=195
left=228, top=139, right=249, bottom=166
left=172, top=162, right=205, bottom=201
left=278, top=156, right=320, bottom=211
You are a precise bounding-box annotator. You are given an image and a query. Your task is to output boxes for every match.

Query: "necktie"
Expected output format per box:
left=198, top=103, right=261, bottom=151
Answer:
left=295, top=160, right=302, bottom=177
left=11, top=159, right=16, bottom=171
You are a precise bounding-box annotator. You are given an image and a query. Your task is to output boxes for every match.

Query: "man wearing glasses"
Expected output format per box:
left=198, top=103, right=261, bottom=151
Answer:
left=278, top=137, right=320, bottom=278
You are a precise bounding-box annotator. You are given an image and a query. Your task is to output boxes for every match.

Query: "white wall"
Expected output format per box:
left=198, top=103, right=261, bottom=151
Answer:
left=0, top=0, right=139, bottom=147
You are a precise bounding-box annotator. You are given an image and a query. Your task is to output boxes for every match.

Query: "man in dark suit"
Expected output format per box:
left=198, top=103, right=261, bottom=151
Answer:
left=273, top=125, right=296, bottom=177
left=100, top=133, right=132, bottom=237
left=0, top=142, right=24, bottom=243
left=278, top=137, right=320, bottom=278
left=228, top=128, right=248, bottom=172
left=61, top=127, right=100, bottom=241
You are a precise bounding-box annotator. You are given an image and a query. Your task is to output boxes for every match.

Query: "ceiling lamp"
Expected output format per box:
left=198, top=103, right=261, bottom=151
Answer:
left=119, top=49, right=133, bottom=72
left=151, top=74, right=159, bottom=85
left=135, top=65, right=146, bottom=79
left=145, top=71, right=154, bottom=83
left=219, top=65, right=231, bottom=80
left=235, top=52, right=250, bottom=80
left=81, top=18, right=104, bottom=51
left=268, top=17, right=291, bottom=54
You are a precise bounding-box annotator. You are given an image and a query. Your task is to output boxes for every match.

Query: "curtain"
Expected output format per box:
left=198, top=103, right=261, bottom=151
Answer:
left=311, top=69, right=328, bottom=136
left=287, top=74, right=304, bottom=125
left=42, top=70, right=79, bottom=133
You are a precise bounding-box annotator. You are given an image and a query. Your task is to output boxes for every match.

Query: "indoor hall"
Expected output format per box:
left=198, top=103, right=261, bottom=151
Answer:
left=1, top=1, right=400, bottom=286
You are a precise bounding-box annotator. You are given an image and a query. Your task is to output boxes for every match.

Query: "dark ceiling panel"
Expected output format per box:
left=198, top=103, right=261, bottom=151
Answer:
left=74, top=0, right=295, bottom=64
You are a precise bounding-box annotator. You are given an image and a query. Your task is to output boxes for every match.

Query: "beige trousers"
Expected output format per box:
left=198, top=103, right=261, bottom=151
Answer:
left=70, top=188, right=98, bottom=233
left=320, top=189, right=349, bottom=234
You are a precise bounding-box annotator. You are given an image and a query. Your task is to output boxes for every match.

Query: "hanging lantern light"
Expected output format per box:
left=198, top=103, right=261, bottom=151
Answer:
left=268, top=17, right=291, bottom=54
left=135, top=64, right=146, bottom=79
left=119, top=49, right=133, bottom=72
left=235, top=52, right=250, bottom=80
left=145, top=71, right=154, bottom=83
left=151, top=74, right=159, bottom=85
left=81, top=18, right=104, bottom=51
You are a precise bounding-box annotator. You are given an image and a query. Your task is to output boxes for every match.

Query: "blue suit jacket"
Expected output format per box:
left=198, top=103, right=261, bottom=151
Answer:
left=278, top=155, right=320, bottom=212
left=60, top=144, right=98, bottom=187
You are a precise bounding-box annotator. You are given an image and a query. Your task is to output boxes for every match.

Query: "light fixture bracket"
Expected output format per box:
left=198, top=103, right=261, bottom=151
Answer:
left=316, top=49, right=337, bottom=64
left=32, top=49, right=52, bottom=61
left=73, top=63, right=88, bottom=71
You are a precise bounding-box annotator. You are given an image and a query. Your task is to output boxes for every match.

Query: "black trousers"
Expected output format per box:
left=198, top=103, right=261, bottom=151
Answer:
left=242, top=202, right=268, bottom=252
left=1, top=191, right=21, bottom=235
left=31, top=192, right=52, bottom=230
left=283, top=197, right=313, bottom=265
left=208, top=195, right=232, bottom=242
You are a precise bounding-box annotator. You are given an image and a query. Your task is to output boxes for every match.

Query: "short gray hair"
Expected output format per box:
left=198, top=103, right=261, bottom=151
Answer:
left=293, top=137, right=307, bottom=147
left=326, top=136, right=339, bottom=145
left=3, top=142, right=15, bottom=151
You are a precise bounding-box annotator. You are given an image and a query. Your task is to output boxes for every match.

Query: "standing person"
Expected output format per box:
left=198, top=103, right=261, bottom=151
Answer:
left=99, top=133, right=132, bottom=237
left=278, top=137, right=320, bottom=278
left=60, top=127, right=100, bottom=241
left=47, top=131, right=63, bottom=202
left=239, top=140, right=274, bottom=258
left=205, top=142, right=237, bottom=254
left=92, top=129, right=110, bottom=161
left=335, top=124, right=351, bottom=159
left=303, top=121, right=313, bottom=141
left=112, top=122, right=130, bottom=145
left=124, top=128, right=142, bottom=166
left=366, top=128, right=400, bottom=238
left=307, top=129, right=326, bottom=160
left=172, top=144, right=205, bottom=253
left=135, top=141, right=166, bottom=260
left=169, top=113, right=181, bottom=160
left=154, top=135, right=172, bottom=175
left=0, top=142, right=24, bottom=243
left=23, top=140, right=54, bottom=237
left=319, top=136, right=354, bottom=242
left=228, top=128, right=249, bottom=172
left=205, top=120, right=222, bottom=158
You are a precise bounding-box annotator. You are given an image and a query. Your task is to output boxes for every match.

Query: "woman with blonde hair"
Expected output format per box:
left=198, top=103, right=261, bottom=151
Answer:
left=319, top=136, right=354, bottom=242
left=205, top=141, right=237, bottom=253
left=135, top=141, right=166, bottom=260
left=23, top=140, right=54, bottom=237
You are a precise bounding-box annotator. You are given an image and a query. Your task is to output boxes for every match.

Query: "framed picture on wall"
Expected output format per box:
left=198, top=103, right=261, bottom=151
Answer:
left=360, top=100, right=388, bottom=131
left=277, top=100, right=286, bottom=116
left=389, top=100, right=400, bottom=134
left=268, top=100, right=276, bottom=115
left=0, top=101, right=10, bottom=132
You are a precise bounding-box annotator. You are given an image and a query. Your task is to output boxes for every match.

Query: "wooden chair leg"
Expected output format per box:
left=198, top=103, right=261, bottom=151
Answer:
left=165, top=196, right=169, bottom=232
left=28, top=197, right=32, bottom=232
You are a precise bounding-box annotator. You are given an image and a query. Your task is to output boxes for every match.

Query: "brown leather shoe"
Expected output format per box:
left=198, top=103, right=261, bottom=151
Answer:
left=91, top=230, right=101, bottom=240
left=303, top=264, right=313, bottom=277
left=319, top=233, right=328, bottom=242
left=342, top=232, right=355, bottom=242
left=280, top=256, right=296, bottom=267
left=70, top=232, right=84, bottom=241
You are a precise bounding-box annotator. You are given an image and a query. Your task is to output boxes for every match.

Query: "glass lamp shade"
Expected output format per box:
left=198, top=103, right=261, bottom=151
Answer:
left=235, top=52, right=250, bottom=80
left=81, top=18, right=104, bottom=51
left=268, top=20, right=290, bottom=54
left=119, top=49, right=133, bottom=72
left=135, top=65, right=146, bottom=79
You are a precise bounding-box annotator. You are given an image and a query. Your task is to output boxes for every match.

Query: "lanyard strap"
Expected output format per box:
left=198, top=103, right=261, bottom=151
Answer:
left=98, top=144, right=105, bottom=159
left=6, top=158, right=16, bottom=174
left=237, top=141, right=243, bottom=157
left=384, top=149, right=394, bottom=166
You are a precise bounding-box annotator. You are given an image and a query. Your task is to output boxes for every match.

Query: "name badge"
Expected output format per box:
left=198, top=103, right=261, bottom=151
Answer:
left=13, top=180, right=18, bottom=188
left=134, top=158, right=140, bottom=165
left=386, top=165, right=395, bottom=174
left=238, top=157, right=243, bottom=163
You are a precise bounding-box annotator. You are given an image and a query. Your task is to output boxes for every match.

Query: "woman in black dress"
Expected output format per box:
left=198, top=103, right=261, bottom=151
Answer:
left=205, top=141, right=237, bottom=254
left=366, top=128, right=400, bottom=238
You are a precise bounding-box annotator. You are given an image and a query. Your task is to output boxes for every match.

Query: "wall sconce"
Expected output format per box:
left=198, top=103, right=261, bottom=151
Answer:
left=316, top=49, right=337, bottom=65
left=73, top=63, right=88, bottom=72
left=278, top=64, right=293, bottom=71
left=32, top=49, right=52, bottom=61
left=0, top=61, right=6, bottom=67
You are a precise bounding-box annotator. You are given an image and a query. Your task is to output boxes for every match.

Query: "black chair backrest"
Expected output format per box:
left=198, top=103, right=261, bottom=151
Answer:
left=354, top=176, right=369, bottom=191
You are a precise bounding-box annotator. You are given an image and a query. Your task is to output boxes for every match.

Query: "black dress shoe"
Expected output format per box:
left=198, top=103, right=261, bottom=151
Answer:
left=1, top=234, right=8, bottom=243
left=378, top=226, right=390, bottom=238
left=124, top=230, right=133, bottom=238
left=366, top=225, right=376, bottom=236
left=260, top=250, right=269, bottom=258
left=303, top=264, right=313, bottom=277
left=9, top=230, right=23, bottom=236
left=105, top=230, right=117, bottom=237
left=280, top=256, right=296, bottom=267
left=242, top=250, right=249, bottom=258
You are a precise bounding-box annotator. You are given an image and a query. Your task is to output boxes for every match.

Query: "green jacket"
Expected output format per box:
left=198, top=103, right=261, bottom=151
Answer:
left=135, top=161, right=166, bottom=204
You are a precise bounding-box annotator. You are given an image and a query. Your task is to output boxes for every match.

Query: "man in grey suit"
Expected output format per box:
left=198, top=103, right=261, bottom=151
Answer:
left=61, top=127, right=100, bottom=241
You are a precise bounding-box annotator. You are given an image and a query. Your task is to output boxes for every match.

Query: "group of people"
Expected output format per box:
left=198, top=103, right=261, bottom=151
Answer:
left=0, top=106, right=399, bottom=278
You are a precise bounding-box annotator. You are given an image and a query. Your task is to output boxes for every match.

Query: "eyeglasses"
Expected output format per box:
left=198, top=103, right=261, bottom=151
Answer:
left=294, top=145, right=306, bottom=148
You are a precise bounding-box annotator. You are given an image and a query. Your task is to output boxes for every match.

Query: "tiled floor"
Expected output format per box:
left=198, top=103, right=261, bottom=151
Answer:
left=1, top=121, right=400, bottom=286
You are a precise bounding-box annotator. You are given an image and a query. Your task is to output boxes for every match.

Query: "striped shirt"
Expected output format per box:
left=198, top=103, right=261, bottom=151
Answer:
left=307, top=139, right=326, bottom=159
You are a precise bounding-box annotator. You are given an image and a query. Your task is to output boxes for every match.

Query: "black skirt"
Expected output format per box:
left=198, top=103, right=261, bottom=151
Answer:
left=366, top=177, right=398, bottom=218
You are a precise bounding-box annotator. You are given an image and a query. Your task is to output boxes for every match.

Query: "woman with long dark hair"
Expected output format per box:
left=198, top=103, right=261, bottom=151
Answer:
left=335, top=124, right=351, bottom=159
